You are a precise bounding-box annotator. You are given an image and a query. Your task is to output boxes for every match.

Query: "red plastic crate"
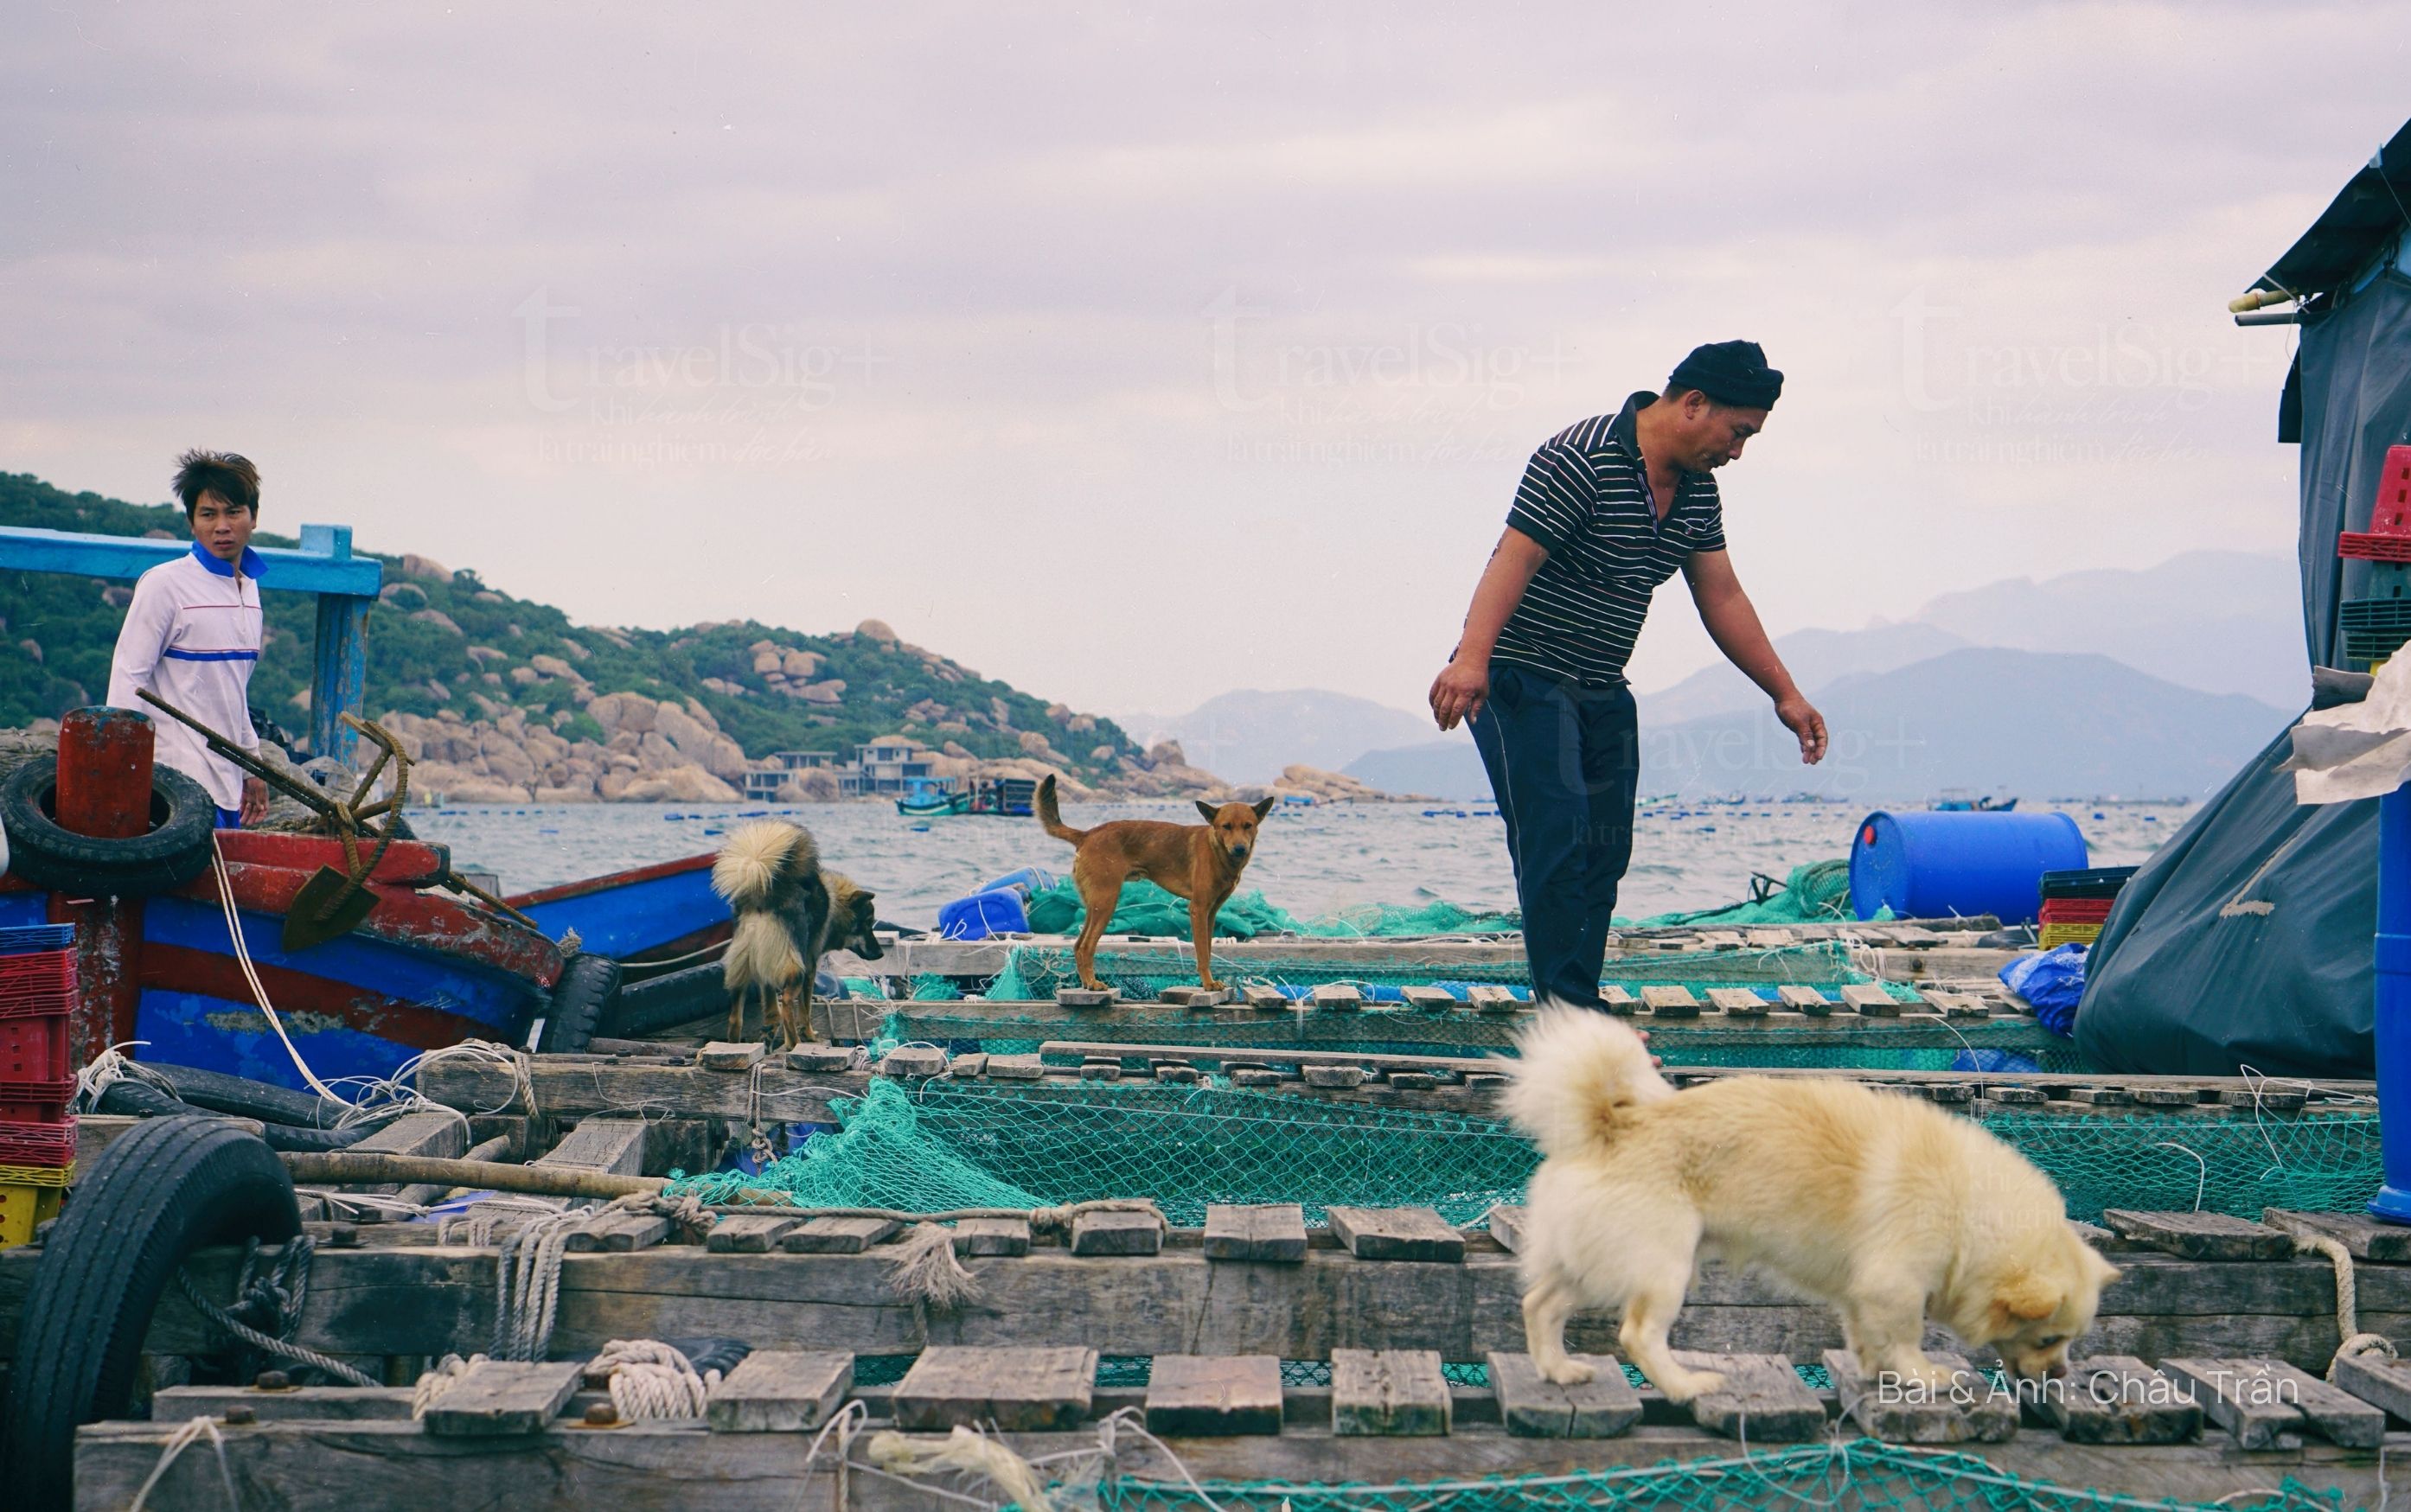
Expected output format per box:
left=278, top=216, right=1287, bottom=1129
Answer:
left=2373, top=445, right=2411, bottom=536
left=0, top=1120, right=75, bottom=1167
left=0, top=1094, right=67, bottom=1125
left=0, top=989, right=73, bottom=1022
left=0, top=949, right=73, bottom=998
left=2039, top=898, right=2114, bottom=924
left=0, top=1077, right=74, bottom=1107
left=0, top=1012, right=68, bottom=1085
left=2339, top=533, right=2411, bottom=561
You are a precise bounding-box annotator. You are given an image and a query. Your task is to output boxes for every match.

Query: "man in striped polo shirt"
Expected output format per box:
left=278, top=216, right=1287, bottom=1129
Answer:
left=107, top=450, right=272, bottom=827
left=1429, top=341, right=1826, bottom=1009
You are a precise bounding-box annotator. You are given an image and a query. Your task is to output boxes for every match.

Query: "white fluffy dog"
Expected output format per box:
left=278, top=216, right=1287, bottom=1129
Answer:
left=1500, top=1005, right=2119, bottom=1401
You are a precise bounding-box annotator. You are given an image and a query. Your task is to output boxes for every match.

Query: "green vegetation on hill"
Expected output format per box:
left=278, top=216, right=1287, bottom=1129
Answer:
left=0, top=471, right=1140, bottom=781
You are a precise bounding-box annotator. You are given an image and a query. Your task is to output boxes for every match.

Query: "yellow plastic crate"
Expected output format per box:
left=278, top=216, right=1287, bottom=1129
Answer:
left=2038, top=922, right=2103, bottom=949
left=0, top=1160, right=73, bottom=1189
left=0, top=1182, right=63, bottom=1248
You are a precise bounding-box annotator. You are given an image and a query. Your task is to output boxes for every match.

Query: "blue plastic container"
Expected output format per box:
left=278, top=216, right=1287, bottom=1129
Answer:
left=977, top=865, right=1057, bottom=900
left=1848, top=810, right=2087, bottom=925
left=2370, top=786, right=2411, bottom=1223
left=937, top=888, right=1030, bottom=941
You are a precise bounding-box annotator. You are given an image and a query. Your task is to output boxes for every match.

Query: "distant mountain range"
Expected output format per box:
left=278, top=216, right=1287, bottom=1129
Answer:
left=1345, top=648, right=2290, bottom=801
left=1121, top=688, right=1436, bottom=787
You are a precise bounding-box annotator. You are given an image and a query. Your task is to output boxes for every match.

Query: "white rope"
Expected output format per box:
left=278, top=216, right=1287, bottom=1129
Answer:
left=492, top=1207, right=585, bottom=1361
left=71, top=1041, right=168, bottom=1113
left=2293, top=1233, right=2401, bottom=1380
left=208, top=835, right=352, bottom=1107
left=410, top=1352, right=484, bottom=1418
left=125, top=1415, right=240, bottom=1512
left=438, top=1194, right=565, bottom=1247
left=588, top=1338, right=719, bottom=1421
left=865, top=1426, right=1054, bottom=1511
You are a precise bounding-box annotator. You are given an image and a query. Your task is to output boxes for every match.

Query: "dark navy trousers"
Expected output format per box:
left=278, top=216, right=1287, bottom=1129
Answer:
left=1468, top=663, right=1640, bottom=1008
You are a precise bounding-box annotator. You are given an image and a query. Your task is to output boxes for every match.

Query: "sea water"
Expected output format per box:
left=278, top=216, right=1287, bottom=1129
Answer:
left=409, top=799, right=2191, bottom=930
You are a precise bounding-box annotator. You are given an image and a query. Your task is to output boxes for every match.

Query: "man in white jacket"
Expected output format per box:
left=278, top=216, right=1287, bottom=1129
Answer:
left=107, top=450, right=272, bottom=826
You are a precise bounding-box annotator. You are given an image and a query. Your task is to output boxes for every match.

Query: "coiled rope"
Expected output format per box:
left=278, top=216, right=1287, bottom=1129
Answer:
left=2292, top=1232, right=2401, bottom=1380
left=174, top=1234, right=377, bottom=1388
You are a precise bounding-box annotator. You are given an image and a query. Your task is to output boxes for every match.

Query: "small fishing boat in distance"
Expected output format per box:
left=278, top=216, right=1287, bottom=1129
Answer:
left=896, top=777, right=973, bottom=817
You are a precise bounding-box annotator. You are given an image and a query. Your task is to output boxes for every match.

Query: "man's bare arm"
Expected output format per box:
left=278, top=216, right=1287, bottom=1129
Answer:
left=1683, top=549, right=1826, bottom=763
left=1429, top=526, right=1551, bottom=730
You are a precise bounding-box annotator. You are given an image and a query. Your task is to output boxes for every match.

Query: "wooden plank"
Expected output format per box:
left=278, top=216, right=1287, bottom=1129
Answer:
left=986, top=1054, right=1044, bottom=1081
left=1468, top=986, right=1519, bottom=1013
left=2171, top=1356, right=2389, bottom=1448
left=1923, top=991, right=1990, bottom=1018
left=698, top=1041, right=764, bottom=1071
left=1302, top=1064, right=1366, bottom=1088
left=1071, top=1209, right=1162, bottom=1256
left=150, top=1385, right=416, bottom=1422
left=2104, top=1210, right=2293, bottom=1261
left=1327, top=1206, right=1465, bottom=1263
left=1056, top=987, right=1116, bottom=1007
left=953, top=1217, right=1032, bottom=1257
left=876, top=1046, right=947, bottom=1079
left=1775, top=986, right=1830, bottom=1013
left=564, top=1211, right=670, bottom=1254
left=1403, top=986, right=1456, bottom=1011
left=1639, top=986, right=1698, bottom=1018
left=2262, top=1208, right=2411, bottom=1264
left=71, top=1416, right=2411, bottom=1511
left=1486, top=1204, right=1527, bottom=1254
left=1311, top=984, right=1364, bottom=1012
left=1203, top=1203, right=1308, bottom=1263
left=892, top=1345, right=1097, bottom=1432
left=705, top=1214, right=804, bottom=1254
left=782, top=1217, right=901, bottom=1254
left=785, top=1045, right=859, bottom=1073
left=706, top=1350, right=853, bottom=1432
left=1331, top=1349, right=1449, bottom=1436
left=1486, top=1350, right=1641, bottom=1438
left=1824, top=1349, right=2015, bottom=1444
left=537, top=1118, right=646, bottom=1177
left=1704, top=988, right=1768, bottom=1016
left=1143, top=1354, right=1283, bottom=1435
left=946, top=1053, right=988, bottom=1079
left=1598, top=986, right=1639, bottom=1015
left=2042, top=1356, right=2203, bottom=1445
left=2158, top=1356, right=2302, bottom=1449
left=1243, top=986, right=1289, bottom=1011
left=420, top=1359, right=583, bottom=1437
left=2331, top=1349, right=2411, bottom=1423
left=1839, top=984, right=1898, bottom=1016
left=1677, top=1352, right=1826, bottom=1441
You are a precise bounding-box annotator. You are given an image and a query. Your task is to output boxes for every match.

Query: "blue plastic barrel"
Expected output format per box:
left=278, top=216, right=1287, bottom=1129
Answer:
left=2369, top=786, right=2411, bottom=1223
left=936, top=888, right=1030, bottom=941
left=1847, top=811, right=2087, bottom=924
left=977, top=865, right=1057, bottom=900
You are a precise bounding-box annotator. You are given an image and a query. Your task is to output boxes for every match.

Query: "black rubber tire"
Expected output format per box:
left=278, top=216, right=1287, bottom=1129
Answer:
left=600, top=959, right=726, bottom=1038
left=146, top=1062, right=349, bottom=1129
left=0, top=754, right=217, bottom=896
left=0, top=1115, right=300, bottom=1512
left=94, top=1081, right=399, bottom=1152
left=537, top=953, right=622, bottom=1054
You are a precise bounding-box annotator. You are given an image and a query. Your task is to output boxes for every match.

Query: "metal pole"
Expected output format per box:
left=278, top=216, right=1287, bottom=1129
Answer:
left=2371, top=782, right=2411, bottom=1222
left=47, top=707, right=154, bottom=1066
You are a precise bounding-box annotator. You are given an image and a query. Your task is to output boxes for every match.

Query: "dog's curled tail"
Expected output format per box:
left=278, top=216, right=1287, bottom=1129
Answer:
left=1501, top=1004, right=1675, bottom=1160
left=1034, top=775, right=1087, bottom=845
left=712, top=820, right=815, bottom=909
left=724, top=911, right=803, bottom=992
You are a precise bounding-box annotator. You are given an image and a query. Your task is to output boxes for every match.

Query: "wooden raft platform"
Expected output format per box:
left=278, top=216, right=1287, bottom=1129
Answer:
left=408, top=1044, right=2371, bottom=1126
left=11, top=1199, right=2406, bottom=1375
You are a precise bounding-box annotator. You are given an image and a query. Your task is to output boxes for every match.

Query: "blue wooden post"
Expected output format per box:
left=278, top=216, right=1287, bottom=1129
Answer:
left=298, top=525, right=373, bottom=765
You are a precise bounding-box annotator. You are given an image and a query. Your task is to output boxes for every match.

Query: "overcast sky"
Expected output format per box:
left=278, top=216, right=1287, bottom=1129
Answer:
left=4, top=4, right=2404, bottom=727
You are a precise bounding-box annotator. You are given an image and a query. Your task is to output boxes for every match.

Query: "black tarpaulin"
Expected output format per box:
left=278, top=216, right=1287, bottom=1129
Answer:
left=2075, top=272, right=2411, bottom=1077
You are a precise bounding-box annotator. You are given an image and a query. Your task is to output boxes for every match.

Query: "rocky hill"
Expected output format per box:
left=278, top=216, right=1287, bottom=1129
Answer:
left=0, top=470, right=1213, bottom=801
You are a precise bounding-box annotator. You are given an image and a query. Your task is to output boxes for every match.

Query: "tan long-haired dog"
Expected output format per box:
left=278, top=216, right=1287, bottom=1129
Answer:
left=710, top=820, right=883, bottom=1049
left=1036, top=774, right=1274, bottom=993
left=1500, top=1006, right=2119, bottom=1402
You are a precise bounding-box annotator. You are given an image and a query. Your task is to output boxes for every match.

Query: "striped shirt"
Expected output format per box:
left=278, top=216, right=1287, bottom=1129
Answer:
left=1490, top=392, right=1726, bottom=688
left=106, top=543, right=266, bottom=810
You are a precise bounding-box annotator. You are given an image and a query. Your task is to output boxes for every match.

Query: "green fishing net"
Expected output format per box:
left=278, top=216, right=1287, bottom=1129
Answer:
left=671, top=1077, right=2381, bottom=1226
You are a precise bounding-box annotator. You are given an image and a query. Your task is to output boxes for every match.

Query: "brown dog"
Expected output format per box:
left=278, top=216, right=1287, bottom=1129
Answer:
left=710, top=820, right=885, bottom=1048
left=1036, top=774, right=1274, bottom=992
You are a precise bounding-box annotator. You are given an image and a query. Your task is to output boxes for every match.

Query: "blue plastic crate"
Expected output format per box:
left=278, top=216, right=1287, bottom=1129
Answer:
left=0, top=926, right=74, bottom=956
